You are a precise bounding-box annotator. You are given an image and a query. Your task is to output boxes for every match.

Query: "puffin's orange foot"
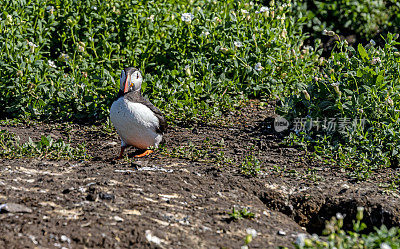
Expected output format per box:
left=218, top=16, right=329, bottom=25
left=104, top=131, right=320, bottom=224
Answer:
left=134, top=150, right=154, bottom=158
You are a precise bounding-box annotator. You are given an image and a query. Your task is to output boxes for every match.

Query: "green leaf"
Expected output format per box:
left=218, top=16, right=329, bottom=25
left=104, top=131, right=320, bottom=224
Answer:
left=357, top=44, right=369, bottom=60
left=376, top=75, right=384, bottom=84
left=356, top=69, right=363, bottom=77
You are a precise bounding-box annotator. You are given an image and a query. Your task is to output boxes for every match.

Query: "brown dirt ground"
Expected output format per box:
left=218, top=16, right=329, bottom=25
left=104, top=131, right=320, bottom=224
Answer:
left=1, top=101, right=400, bottom=249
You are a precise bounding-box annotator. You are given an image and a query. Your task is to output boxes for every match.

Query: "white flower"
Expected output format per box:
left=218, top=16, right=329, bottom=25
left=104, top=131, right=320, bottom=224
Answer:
left=46, top=6, right=55, bottom=14
left=256, top=6, right=269, bottom=13
left=77, top=42, right=85, bottom=52
left=28, top=41, right=38, bottom=48
left=220, top=47, right=229, bottom=53
left=386, top=96, right=394, bottom=106
left=184, top=65, right=191, bottom=77
left=336, top=213, right=344, bottom=220
left=371, top=57, right=381, bottom=65
left=234, top=41, right=243, bottom=47
left=381, top=243, right=392, bottom=249
left=92, top=6, right=97, bottom=10
left=58, top=53, right=70, bottom=62
left=48, top=60, right=57, bottom=68
left=246, top=228, right=257, bottom=238
left=280, top=29, right=287, bottom=39
left=370, top=39, right=376, bottom=46
left=89, top=37, right=94, bottom=42
left=201, top=31, right=210, bottom=37
left=254, top=62, right=264, bottom=71
left=27, top=41, right=38, bottom=52
left=213, top=17, right=222, bottom=23
left=147, top=15, right=155, bottom=22
left=323, top=29, right=335, bottom=36
left=181, top=13, right=194, bottom=23
left=240, top=9, right=249, bottom=14
left=6, top=14, right=13, bottom=23
left=331, top=82, right=340, bottom=87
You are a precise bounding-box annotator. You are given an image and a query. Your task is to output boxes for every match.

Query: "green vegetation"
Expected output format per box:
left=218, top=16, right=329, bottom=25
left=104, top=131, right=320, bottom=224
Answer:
left=295, top=0, right=400, bottom=41
left=295, top=207, right=400, bottom=248
left=0, top=130, right=89, bottom=160
left=228, top=206, right=255, bottom=220
left=279, top=33, right=400, bottom=180
left=1, top=0, right=308, bottom=122
left=240, top=154, right=261, bottom=177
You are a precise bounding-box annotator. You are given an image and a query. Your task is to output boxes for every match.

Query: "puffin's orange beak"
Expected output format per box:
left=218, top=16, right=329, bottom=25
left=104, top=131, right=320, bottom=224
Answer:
left=123, top=74, right=131, bottom=94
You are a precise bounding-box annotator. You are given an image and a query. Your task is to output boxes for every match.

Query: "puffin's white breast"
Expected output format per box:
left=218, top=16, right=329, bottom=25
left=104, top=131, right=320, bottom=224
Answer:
left=110, top=97, right=162, bottom=149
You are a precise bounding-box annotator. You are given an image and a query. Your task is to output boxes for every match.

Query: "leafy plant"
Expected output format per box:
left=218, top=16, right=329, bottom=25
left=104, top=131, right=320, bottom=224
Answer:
left=278, top=32, right=400, bottom=180
left=294, top=207, right=400, bottom=248
left=0, top=130, right=89, bottom=160
left=240, top=154, right=262, bottom=177
left=0, top=0, right=312, bottom=123
left=293, top=0, right=400, bottom=40
left=228, top=206, right=255, bottom=220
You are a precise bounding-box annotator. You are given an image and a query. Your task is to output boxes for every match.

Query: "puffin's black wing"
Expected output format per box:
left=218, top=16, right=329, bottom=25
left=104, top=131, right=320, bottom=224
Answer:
left=125, top=91, right=168, bottom=134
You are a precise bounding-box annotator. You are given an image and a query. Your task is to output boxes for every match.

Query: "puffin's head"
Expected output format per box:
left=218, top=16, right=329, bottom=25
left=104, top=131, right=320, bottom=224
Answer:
left=120, top=67, right=143, bottom=94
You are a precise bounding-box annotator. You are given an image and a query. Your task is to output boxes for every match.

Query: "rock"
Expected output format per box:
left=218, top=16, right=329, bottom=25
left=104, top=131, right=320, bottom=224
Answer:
left=107, top=141, right=118, bottom=146
left=277, top=230, right=286, bottom=236
left=28, top=235, right=38, bottom=245
left=99, top=192, right=115, bottom=201
left=114, top=216, right=124, bottom=222
left=0, top=203, right=32, bottom=213
left=60, top=235, right=71, bottom=243
left=145, top=230, right=162, bottom=246
left=132, top=160, right=149, bottom=168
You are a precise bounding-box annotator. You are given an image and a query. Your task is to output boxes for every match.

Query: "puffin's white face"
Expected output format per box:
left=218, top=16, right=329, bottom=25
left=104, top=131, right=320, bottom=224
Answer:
left=130, top=70, right=143, bottom=91
left=120, top=69, right=143, bottom=93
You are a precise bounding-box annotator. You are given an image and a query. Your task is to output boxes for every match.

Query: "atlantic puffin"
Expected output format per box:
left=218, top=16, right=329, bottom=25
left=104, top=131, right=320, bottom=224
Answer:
left=110, top=67, right=167, bottom=159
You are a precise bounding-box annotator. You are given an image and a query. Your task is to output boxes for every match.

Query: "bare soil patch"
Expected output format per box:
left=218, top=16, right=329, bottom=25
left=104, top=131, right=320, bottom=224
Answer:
left=1, top=101, right=399, bottom=248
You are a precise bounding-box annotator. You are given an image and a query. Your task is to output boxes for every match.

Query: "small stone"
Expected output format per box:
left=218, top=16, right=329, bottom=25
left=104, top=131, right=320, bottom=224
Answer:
left=0, top=203, right=32, bottom=213
left=60, top=235, right=71, bottom=243
left=263, top=210, right=270, bottom=217
left=342, top=184, right=350, bottom=189
left=145, top=230, right=162, bottom=245
left=246, top=228, right=257, bottom=237
left=277, top=230, right=286, bottom=236
left=28, top=235, right=38, bottom=245
left=132, top=160, right=149, bottom=168
left=78, top=187, right=87, bottom=193
left=98, top=192, right=115, bottom=201
left=114, top=216, right=124, bottom=222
